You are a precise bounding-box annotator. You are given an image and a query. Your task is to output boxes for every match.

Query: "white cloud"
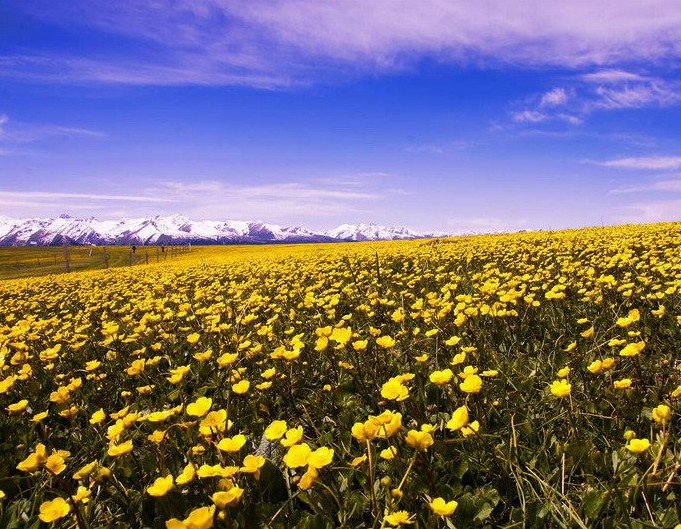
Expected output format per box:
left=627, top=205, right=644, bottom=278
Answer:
left=0, top=112, right=106, bottom=147
left=610, top=176, right=681, bottom=194
left=0, top=175, right=396, bottom=224
left=0, top=191, right=175, bottom=204
left=579, top=69, right=650, bottom=83
left=598, top=156, right=681, bottom=170
left=446, top=216, right=530, bottom=234
left=613, top=198, right=681, bottom=223
left=5, top=1, right=681, bottom=86
left=540, top=88, right=569, bottom=107
left=512, top=110, right=546, bottom=123
left=590, top=83, right=681, bottom=110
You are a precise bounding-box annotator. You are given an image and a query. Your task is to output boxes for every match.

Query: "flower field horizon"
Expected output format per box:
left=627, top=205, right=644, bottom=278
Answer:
left=1, top=222, right=681, bottom=528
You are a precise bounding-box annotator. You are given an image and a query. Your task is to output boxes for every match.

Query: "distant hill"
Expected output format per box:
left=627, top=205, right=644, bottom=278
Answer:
left=0, top=214, right=448, bottom=246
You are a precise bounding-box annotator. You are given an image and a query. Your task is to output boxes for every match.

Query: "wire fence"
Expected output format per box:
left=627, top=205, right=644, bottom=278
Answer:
left=0, top=244, right=192, bottom=280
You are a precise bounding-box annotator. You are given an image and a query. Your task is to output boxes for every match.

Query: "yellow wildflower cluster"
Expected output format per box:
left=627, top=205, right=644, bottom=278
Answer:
left=0, top=223, right=681, bottom=526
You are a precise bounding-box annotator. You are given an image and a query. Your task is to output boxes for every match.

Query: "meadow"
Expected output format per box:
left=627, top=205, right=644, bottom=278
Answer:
left=1, top=223, right=681, bottom=528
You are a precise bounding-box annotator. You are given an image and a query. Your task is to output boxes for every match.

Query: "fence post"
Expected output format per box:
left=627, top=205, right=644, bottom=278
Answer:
left=63, top=243, right=70, bottom=273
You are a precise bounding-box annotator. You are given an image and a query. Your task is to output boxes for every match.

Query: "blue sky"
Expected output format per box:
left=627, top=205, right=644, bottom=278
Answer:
left=1, top=1, right=681, bottom=233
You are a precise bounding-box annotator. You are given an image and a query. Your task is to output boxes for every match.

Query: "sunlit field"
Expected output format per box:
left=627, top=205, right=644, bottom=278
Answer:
left=1, top=223, right=681, bottom=528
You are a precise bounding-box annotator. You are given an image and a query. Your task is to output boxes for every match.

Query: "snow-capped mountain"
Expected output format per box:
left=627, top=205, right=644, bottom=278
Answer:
left=0, top=215, right=446, bottom=246
left=325, top=223, right=423, bottom=241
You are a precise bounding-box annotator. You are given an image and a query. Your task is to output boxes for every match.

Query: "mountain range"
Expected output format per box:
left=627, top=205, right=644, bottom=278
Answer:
left=0, top=214, right=448, bottom=246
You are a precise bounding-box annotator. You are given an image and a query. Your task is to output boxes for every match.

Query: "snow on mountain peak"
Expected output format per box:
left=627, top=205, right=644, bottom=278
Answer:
left=0, top=214, right=446, bottom=246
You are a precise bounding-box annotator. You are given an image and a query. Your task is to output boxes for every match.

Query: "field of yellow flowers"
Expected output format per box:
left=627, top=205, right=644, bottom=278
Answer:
left=1, top=223, right=681, bottom=528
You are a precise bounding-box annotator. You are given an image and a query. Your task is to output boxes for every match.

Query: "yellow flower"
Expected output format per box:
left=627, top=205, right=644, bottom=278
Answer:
left=176, top=463, right=196, bottom=485
left=550, top=379, right=571, bottom=397
left=73, top=460, right=98, bottom=480
left=186, top=397, right=212, bottom=417
left=240, top=454, right=265, bottom=473
left=613, top=378, right=632, bottom=389
left=557, top=367, right=570, bottom=378
left=384, top=510, right=415, bottom=526
left=212, top=487, right=244, bottom=509
left=217, top=352, right=239, bottom=367
left=601, top=357, right=615, bottom=370
left=197, top=464, right=239, bottom=479
left=381, top=378, right=409, bottom=401
left=45, top=453, right=67, bottom=475
left=352, top=340, right=368, bottom=351
left=231, top=380, right=250, bottom=395
left=107, top=439, right=133, bottom=457
left=651, top=305, right=665, bottom=317
left=429, top=369, right=453, bottom=385
left=90, top=408, right=106, bottom=425
left=451, top=352, right=466, bottom=365
left=38, top=497, right=71, bottom=523
left=264, top=420, right=288, bottom=441
left=380, top=446, right=397, bottom=460
left=261, top=368, right=276, bottom=379
left=217, top=434, right=247, bottom=453
left=619, top=341, right=645, bottom=357
left=351, top=421, right=380, bottom=442
left=186, top=332, right=200, bottom=344
left=315, top=336, right=329, bottom=351
left=376, top=335, right=396, bottom=349
left=429, top=497, right=458, bottom=516
left=369, top=410, right=403, bottom=438
left=404, top=430, right=434, bottom=451
left=298, top=466, right=319, bottom=490
left=193, top=349, right=213, bottom=362
left=580, top=326, right=595, bottom=338
left=350, top=455, right=367, bottom=467
left=625, top=438, right=650, bottom=453
left=446, top=405, right=469, bottom=431
left=6, top=399, right=28, bottom=413
left=199, top=410, right=229, bottom=437
left=165, top=505, right=215, bottom=529
left=283, top=443, right=312, bottom=468
left=459, top=374, right=482, bottom=393
left=587, top=360, right=602, bottom=373
left=616, top=308, right=640, bottom=327
left=652, top=404, right=672, bottom=425
left=445, top=335, right=461, bottom=346
left=461, top=420, right=480, bottom=437
left=148, top=475, right=174, bottom=497
left=32, top=411, right=49, bottom=423
left=308, top=446, right=334, bottom=468
left=280, top=426, right=304, bottom=447
left=71, top=485, right=91, bottom=503
left=563, top=341, right=577, bottom=352
left=329, top=326, right=352, bottom=346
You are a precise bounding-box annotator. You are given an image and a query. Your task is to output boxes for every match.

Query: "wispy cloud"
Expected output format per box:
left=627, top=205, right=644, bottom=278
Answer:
left=510, top=69, right=681, bottom=130
left=613, top=198, right=681, bottom=223
left=0, top=113, right=106, bottom=150
left=512, top=110, right=547, bottom=123
left=0, top=176, right=396, bottom=224
left=610, top=176, right=681, bottom=194
left=5, top=1, right=681, bottom=86
left=445, top=216, right=530, bottom=234
left=0, top=191, right=175, bottom=204
left=540, top=88, right=569, bottom=107
left=597, top=156, right=681, bottom=170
